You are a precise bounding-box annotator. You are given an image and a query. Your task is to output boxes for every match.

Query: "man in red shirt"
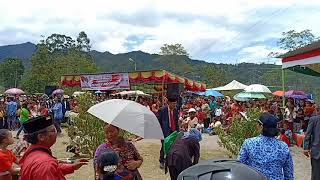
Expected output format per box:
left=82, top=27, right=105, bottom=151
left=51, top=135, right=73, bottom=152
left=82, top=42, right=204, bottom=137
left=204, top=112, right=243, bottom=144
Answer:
left=19, top=116, right=88, bottom=180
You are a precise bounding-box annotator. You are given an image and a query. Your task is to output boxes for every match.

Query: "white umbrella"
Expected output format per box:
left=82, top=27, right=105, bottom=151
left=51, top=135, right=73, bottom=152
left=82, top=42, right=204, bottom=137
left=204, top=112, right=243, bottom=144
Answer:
left=244, top=84, right=272, bottom=93
left=118, top=90, right=151, bottom=97
left=73, top=91, right=85, bottom=96
left=87, top=99, right=164, bottom=139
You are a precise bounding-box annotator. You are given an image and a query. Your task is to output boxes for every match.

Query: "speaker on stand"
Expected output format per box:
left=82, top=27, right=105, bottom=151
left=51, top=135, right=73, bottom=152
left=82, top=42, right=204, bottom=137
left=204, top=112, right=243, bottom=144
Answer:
left=44, top=86, right=58, bottom=96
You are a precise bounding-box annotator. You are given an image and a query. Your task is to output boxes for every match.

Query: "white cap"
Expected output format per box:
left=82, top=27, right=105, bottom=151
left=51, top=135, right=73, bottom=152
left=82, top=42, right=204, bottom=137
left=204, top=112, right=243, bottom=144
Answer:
left=188, top=108, right=196, bottom=113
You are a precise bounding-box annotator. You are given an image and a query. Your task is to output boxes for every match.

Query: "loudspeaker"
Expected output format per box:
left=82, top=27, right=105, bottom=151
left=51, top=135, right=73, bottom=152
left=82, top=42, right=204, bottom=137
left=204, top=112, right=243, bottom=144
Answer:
left=45, top=86, right=58, bottom=96
left=167, top=83, right=184, bottom=98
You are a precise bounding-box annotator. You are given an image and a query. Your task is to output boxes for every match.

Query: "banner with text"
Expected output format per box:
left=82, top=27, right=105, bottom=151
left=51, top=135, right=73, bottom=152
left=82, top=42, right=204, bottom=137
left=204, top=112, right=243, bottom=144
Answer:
left=80, top=73, right=130, bottom=90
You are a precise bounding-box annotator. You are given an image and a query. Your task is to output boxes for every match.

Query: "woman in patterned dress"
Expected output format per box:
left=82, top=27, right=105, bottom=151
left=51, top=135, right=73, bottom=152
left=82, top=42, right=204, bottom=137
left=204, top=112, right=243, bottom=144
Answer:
left=94, top=124, right=143, bottom=180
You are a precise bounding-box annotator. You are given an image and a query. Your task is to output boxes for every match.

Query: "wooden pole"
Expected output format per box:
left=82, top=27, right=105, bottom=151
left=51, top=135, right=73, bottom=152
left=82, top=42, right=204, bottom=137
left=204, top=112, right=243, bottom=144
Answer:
left=282, top=68, right=285, bottom=108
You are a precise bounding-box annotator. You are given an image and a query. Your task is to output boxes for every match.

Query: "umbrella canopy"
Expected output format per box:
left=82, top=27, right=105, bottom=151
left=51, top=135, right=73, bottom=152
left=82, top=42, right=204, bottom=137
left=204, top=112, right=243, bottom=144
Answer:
left=52, top=89, right=64, bottom=95
left=95, top=90, right=103, bottom=94
left=285, top=90, right=307, bottom=99
left=73, top=91, right=85, bottom=96
left=4, top=88, right=25, bottom=95
left=212, top=80, right=248, bottom=91
left=204, top=89, right=224, bottom=97
left=195, top=92, right=205, bottom=96
left=234, top=92, right=266, bottom=101
left=272, top=91, right=285, bottom=97
left=88, top=99, right=164, bottom=139
left=115, top=90, right=151, bottom=97
left=244, top=84, right=272, bottom=93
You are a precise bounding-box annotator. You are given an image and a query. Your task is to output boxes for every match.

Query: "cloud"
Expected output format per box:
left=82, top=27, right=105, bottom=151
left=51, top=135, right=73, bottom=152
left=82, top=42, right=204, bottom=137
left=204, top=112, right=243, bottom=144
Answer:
left=0, top=0, right=320, bottom=63
left=238, top=45, right=287, bottom=64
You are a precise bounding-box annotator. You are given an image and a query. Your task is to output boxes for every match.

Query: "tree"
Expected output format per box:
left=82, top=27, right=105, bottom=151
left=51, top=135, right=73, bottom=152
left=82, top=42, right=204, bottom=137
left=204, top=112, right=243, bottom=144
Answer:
left=76, top=31, right=91, bottom=52
left=22, top=32, right=98, bottom=93
left=0, top=58, right=24, bottom=88
left=268, top=29, right=318, bottom=58
left=159, top=43, right=189, bottom=56
left=53, top=49, right=98, bottom=78
left=45, top=33, right=76, bottom=53
left=202, top=64, right=230, bottom=88
left=22, top=45, right=98, bottom=94
left=21, top=44, right=55, bottom=93
left=278, top=29, right=317, bottom=51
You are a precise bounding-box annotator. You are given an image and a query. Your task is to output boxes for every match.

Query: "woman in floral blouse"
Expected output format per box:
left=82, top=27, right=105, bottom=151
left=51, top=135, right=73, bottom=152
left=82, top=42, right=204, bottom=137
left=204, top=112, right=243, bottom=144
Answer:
left=94, top=124, right=143, bottom=180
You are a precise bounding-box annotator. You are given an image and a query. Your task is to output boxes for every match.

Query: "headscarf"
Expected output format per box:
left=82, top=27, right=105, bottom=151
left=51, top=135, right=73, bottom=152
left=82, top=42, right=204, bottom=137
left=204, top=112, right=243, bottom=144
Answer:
left=182, top=128, right=202, bottom=142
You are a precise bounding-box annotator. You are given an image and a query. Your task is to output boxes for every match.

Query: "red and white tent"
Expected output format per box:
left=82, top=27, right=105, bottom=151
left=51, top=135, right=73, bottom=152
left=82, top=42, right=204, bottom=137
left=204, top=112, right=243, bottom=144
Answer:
left=280, top=40, right=320, bottom=76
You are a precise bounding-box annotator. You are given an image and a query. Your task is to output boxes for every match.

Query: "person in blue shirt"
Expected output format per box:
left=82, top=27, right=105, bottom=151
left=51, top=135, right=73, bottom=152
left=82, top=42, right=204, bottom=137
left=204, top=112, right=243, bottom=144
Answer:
left=238, top=112, right=294, bottom=180
left=6, top=97, right=17, bottom=130
left=51, top=98, right=63, bottom=134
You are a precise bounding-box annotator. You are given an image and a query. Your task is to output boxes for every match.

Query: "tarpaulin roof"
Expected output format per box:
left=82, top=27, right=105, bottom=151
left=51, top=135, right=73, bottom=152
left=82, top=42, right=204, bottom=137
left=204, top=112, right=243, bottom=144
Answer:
left=60, top=70, right=206, bottom=92
left=280, top=40, right=320, bottom=76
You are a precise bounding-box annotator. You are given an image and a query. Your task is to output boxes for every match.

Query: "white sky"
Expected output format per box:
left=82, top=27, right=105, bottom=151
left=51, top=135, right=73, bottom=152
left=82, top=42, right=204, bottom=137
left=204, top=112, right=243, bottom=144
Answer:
left=1, top=0, right=320, bottom=64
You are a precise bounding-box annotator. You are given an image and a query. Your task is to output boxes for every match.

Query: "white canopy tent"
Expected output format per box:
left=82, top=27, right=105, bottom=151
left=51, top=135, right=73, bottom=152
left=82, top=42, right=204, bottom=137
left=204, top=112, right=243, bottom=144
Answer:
left=211, top=80, right=248, bottom=91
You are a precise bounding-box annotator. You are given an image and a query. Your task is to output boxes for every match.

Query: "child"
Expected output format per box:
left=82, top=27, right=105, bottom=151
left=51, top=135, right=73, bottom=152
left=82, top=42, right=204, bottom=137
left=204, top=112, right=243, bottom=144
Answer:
left=0, top=129, right=19, bottom=180
left=279, top=129, right=291, bottom=147
left=97, top=150, right=122, bottom=180
left=283, top=123, right=293, bottom=146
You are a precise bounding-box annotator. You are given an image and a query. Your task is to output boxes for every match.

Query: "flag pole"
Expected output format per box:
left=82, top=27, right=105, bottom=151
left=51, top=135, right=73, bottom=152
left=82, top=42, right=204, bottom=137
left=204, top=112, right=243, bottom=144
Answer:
left=282, top=68, right=285, bottom=108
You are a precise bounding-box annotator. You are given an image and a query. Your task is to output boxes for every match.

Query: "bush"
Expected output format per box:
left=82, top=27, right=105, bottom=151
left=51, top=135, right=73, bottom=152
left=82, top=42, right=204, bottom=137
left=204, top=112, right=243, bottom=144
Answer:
left=215, top=108, right=262, bottom=157
left=67, top=93, right=105, bottom=156
left=67, top=93, right=135, bottom=156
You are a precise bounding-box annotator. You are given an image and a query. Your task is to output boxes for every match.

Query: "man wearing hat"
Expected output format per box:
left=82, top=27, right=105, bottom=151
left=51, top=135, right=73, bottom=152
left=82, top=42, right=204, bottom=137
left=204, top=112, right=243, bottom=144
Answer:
left=238, top=112, right=294, bottom=180
left=158, top=97, right=179, bottom=169
left=19, top=116, right=88, bottom=180
left=182, top=108, right=198, bottom=131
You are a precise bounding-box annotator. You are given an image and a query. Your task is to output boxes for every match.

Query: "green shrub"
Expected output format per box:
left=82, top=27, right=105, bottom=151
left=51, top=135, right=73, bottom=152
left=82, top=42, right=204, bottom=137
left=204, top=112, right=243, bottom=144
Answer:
left=215, top=108, right=262, bottom=157
left=67, top=93, right=105, bottom=156
left=67, top=93, right=135, bottom=156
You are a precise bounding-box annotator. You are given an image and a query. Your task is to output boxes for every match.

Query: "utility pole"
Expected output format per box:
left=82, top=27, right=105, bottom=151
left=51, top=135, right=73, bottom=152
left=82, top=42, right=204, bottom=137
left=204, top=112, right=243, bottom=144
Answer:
left=14, top=70, right=17, bottom=88
left=129, top=58, right=137, bottom=71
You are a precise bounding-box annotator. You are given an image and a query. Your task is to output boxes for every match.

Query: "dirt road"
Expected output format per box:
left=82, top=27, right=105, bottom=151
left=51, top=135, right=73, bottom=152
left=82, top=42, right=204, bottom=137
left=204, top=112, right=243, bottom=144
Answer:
left=52, top=134, right=311, bottom=179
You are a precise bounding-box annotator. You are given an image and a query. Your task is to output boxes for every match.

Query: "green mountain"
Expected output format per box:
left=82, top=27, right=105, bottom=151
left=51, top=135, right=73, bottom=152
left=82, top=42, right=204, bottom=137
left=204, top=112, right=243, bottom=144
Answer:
left=0, top=42, right=36, bottom=66
left=1, top=42, right=319, bottom=95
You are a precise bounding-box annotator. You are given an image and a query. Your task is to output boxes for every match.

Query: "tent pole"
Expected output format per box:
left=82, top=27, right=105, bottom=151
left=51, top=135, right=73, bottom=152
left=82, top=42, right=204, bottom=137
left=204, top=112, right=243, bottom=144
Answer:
left=282, top=68, right=285, bottom=108
left=162, top=70, right=165, bottom=105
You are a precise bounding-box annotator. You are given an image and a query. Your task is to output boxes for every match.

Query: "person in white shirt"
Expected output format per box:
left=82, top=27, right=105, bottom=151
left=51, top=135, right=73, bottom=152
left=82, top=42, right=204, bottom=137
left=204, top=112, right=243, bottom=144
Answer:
left=182, top=108, right=198, bottom=131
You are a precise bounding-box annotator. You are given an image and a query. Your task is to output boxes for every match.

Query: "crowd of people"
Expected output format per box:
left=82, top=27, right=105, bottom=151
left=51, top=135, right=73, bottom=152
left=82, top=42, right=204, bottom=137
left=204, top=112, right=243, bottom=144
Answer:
left=0, top=91, right=319, bottom=180
left=0, top=95, right=74, bottom=135
left=153, top=92, right=319, bottom=180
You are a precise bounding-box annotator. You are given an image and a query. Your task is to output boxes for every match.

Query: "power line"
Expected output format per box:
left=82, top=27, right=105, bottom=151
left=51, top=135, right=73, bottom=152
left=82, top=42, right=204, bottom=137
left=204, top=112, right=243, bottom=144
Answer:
left=198, top=3, right=298, bottom=64
left=223, top=3, right=298, bottom=52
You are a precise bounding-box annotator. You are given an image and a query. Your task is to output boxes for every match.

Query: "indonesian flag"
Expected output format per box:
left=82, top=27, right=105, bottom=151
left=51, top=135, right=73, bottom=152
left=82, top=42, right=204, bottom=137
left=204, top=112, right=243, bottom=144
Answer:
left=282, top=48, right=320, bottom=69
